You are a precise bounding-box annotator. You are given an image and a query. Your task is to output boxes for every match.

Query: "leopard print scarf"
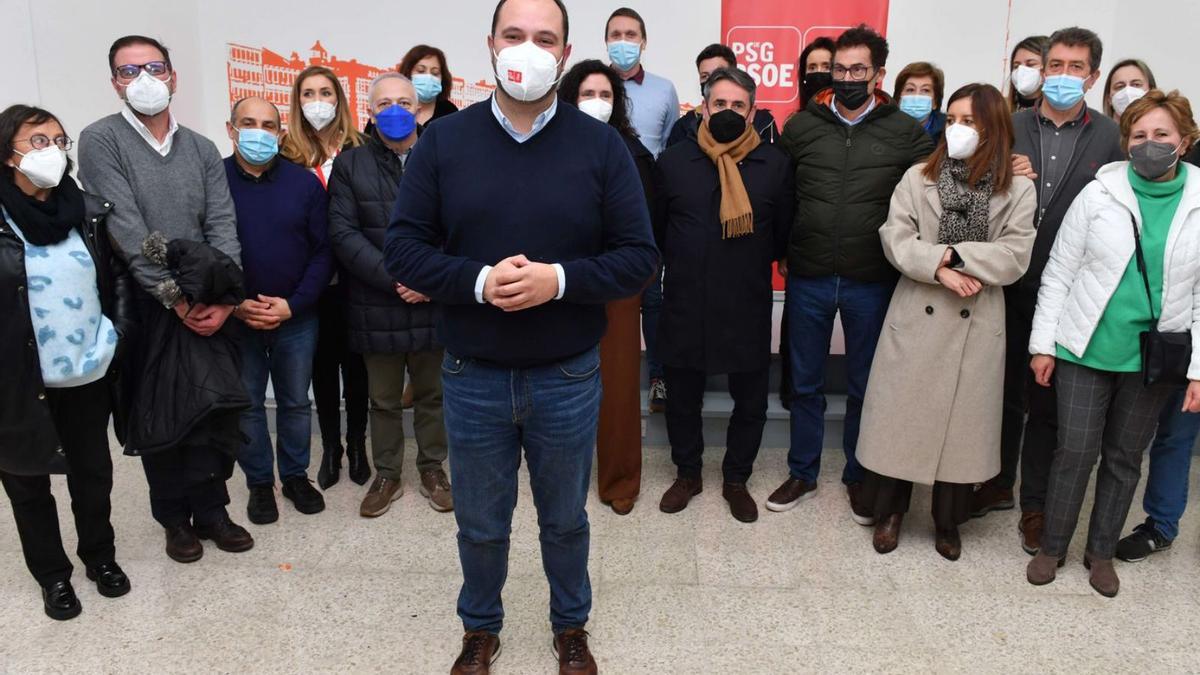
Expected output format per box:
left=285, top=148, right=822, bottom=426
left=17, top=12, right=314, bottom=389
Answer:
left=936, top=159, right=994, bottom=245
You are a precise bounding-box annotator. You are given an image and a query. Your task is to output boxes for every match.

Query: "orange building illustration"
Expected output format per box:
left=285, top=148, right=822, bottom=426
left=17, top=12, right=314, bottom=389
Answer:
left=227, top=40, right=497, bottom=131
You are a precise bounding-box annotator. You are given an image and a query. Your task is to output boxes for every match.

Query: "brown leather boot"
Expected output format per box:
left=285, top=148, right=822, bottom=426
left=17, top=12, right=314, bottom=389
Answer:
left=419, top=468, right=454, bottom=512
left=164, top=524, right=203, bottom=563
left=970, top=481, right=1015, bottom=518
left=609, top=498, right=635, bottom=516
left=722, top=482, right=758, bottom=523
left=934, top=527, right=961, bottom=561
left=873, top=513, right=903, bottom=554
left=1026, top=551, right=1065, bottom=586
left=553, top=628, right=598, bottom=675
left=659, top=477, right=702, bottom=514
left=360, top=476, right=403, bottom=518
left=1084, top=554, right=1120, bottom=598
left=451, top=631, right=500, bottom=674
left=1019, top=511, right=1044, bottom=555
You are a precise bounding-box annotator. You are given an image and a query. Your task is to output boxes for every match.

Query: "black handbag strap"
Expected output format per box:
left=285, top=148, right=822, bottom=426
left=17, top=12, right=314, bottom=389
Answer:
left=1129, top=211, right=1160, bottom=325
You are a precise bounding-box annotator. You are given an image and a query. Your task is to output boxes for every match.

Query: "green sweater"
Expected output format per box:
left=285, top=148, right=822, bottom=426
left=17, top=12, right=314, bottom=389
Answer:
left=1059, top=164, right=1187, bottom=371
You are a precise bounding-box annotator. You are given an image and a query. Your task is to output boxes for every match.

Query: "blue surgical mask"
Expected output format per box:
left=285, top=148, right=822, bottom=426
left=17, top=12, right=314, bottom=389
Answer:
left=1042, top=74, right=1086, bottom=111
left=899, top=94, right=933, bottom=120
left=412, top=73, right=442, bottom=103
left=607, top=40, right=642, bottom=71
left=237, top=128, right=278, bottom=166
left=375, top=104, right=416, bottom=141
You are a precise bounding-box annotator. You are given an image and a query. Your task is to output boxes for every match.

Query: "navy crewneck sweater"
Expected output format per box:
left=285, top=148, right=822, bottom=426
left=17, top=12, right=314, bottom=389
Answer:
left=385, top=99, right=658, bottom=367
left=224, top=156, right=332, bottom=313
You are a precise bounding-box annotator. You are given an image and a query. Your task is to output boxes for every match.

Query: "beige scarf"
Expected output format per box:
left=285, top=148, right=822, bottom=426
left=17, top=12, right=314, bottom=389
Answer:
left=697, top=118, right=761, bottom=238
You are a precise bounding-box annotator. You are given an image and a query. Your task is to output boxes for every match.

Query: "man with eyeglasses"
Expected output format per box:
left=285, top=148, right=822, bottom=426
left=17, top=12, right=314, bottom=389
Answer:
left=768, top=24, right=934, bottom=522
left=78, top=35, right=254, bottom=564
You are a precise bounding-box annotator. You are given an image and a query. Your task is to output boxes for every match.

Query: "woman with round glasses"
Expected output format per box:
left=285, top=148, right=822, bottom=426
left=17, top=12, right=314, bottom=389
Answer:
left=0, top=104, right=135, bottom=620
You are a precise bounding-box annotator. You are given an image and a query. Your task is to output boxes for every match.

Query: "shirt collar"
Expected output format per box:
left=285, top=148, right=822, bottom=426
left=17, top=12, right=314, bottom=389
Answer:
left=231, top=156, right=278, bottom=183
left=1037, top=102, right=1088, bottom=128
left=830, top=95, right=876, bottom=126
left=490, top=95, right=558, bottom=144
left=120, top=105, right=179, bottom=156
left=622, top=65, right=646, bottom=85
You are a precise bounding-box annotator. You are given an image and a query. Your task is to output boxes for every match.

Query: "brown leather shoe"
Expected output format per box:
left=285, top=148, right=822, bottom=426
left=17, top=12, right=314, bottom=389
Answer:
left=164, top=524, right=203, bottom=563
left=935, top=527, right=962, bottom=561
left=553, top=628, right=597, bottom=675
left=847, top=482, right=875, bottom=526
left=609, top=498, right=635, bottom=516
left=194, top=519, right=254, bottom=553
left=1084, top=554, right=1120, bottom=598
left=1026, top=551, right=1065, bottom=585
left=419, top=468, right=454, bottom=512
left=659, top=477, right=702, bottom=514
left=360, top=476, right=404, bottom=518
left=970, top=481, right=1015, bottom=518
left=765, top=476, right=817, bottom=512
left=451, top=631, right=501, bottom=674
left=722, top=482, right=758, bottom=523
left=1019, top=511, right=1044, bottom=555
left=873, top=513, right=903, bottom=554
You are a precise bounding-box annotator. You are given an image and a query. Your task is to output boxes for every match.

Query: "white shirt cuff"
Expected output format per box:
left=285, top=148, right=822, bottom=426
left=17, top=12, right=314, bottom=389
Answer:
left=475, top=265, right=492, bottom=304
left=553, top=263, right=565, bottom=300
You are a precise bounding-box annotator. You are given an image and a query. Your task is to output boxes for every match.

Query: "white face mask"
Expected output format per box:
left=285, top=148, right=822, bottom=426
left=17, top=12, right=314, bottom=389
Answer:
left=577, top=98, right=613, bottom=123
left=945, top=123, right=980, bottom=160
left=12, top=147, right=68, bottom=189
left=123, top=70, right=172, bottom=116
left=1011, top=64, right=1042, bottom=97
left=493, top=40, right=563, bottom=102
left=1111, top=86, right=1147, bottom=117
left=302, top=101, right=337, bottom=131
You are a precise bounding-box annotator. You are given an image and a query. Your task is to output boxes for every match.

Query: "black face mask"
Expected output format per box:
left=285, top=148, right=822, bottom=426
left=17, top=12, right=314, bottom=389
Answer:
left=802, top=71, right=832, bottom=103
left=832, top=80, right=872, bottom=110
left=708, top=109, right=748, bottom=143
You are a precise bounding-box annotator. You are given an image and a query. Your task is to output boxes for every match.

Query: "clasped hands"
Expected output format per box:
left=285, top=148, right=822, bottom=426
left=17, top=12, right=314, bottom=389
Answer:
left=232, top=295, right=292, bottom=331
left=935, top=247, right=982, bottom=298
left=174, top=300, right=237, bottom=336
left=482, top=254, right=560, bottom=312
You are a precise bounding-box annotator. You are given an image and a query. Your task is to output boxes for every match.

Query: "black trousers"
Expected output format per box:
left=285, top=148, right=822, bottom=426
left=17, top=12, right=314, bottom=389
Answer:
left=861, top=469, right=973, bottom=529
left=313, top=283, right=368, bottom=448
left=140, top=414, right=237, bottom=529
left=665, top=366, right=768, bottom=484
left=996, top=286, right=1058, bottom=511
left=0, top=380, right=115, bottom=587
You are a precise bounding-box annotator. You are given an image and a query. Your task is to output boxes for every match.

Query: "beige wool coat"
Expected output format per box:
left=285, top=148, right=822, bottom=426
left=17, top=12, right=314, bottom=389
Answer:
left=857, top=164, right=1037, bottom=485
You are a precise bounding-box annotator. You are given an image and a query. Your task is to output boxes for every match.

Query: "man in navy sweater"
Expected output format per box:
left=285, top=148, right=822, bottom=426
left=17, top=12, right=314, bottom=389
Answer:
left=223, top=96, right=333, bottom=526
left=385, top=2, right=657, bottom=672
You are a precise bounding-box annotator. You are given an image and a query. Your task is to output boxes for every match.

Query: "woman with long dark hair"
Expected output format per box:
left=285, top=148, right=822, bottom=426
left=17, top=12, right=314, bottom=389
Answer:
left=856, top=84, right=1037, bottom=560
left=0, top=104, right=135, bottom=619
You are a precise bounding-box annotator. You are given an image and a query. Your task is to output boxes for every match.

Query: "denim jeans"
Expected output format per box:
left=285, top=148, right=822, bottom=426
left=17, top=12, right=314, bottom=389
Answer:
left=785, top=274, right=895, bottom=485
left=235, top=312, right=319, bottom=487
left=641, top=266, right=664, bottom=382
left=1142, top=389, right=1200, bottom=540
left=442, top=347, right=601, bottom=634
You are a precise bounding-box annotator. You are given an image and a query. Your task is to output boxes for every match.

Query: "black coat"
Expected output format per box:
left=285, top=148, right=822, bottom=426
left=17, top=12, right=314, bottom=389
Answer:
left=623, top=134, right=659, bottom=248
left=665, top=109, right=780, bottom=150
left=329, top=133, right=439, bottom=354
left=0, top=190, right=136, bottom=475
left=653, top=139, right=794, bottom=374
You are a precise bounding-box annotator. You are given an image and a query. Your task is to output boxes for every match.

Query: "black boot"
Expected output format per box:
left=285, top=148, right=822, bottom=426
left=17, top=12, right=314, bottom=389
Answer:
left=346, top=440, right=371, bottom=486
left=317, top=442, right=343, bottom=490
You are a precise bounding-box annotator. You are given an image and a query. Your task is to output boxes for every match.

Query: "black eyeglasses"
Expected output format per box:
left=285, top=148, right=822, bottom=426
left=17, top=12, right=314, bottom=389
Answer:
left=832, top=64, right=874, bottom=81
left=13, top=135, right=73, bottom=151
left=113, top=61, right=170, bottom=81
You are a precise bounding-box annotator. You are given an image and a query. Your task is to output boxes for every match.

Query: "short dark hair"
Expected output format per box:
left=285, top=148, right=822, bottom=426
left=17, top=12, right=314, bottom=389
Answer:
left=108, top=35, right=172, bottom=75
left=0, top=105, right=74, bottom=181
left=695, top=43, right=737, bottom=69
left=491, top=0, right=570, bottom=44
left=703, top=67, right=757, bottom=107
left=606, top=7, right=646, bottom=40
left=397, top=44, right=454, bottom=102
left=835, top=24, right=888, bottom=70
left=893, top=61, right=946, bottom=108
left=1046, top=26, right=1103, bottom=72
left=558, top=59, right=638, bottom=141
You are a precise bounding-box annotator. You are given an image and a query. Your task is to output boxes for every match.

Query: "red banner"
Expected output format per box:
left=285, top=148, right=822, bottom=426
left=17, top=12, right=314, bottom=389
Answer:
left=721, top=0, right=890, bottom=288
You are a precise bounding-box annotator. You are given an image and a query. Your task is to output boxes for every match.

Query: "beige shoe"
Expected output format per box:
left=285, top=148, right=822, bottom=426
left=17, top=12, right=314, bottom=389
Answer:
left=359, top=476, right=403, bottom=517
left=419, top=468, right=454, bottom=512
left=1026, top=551, right=1064, bottom=586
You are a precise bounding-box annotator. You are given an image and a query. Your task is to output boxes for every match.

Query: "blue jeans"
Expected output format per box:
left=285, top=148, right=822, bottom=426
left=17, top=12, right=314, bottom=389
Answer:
left=235, top=312, right=319, bottom=487
left=641, top=266, right=664, bottom=382
left=442, top=347, right=601, bottom=635
left=785, top=275, right=895, bottom=485
left=1142, top=389, right=1200, bottom=540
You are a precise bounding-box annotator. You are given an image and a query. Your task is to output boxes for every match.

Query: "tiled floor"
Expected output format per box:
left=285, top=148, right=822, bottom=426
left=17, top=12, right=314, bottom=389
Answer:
left=1, top=438, right=1197, bottom=674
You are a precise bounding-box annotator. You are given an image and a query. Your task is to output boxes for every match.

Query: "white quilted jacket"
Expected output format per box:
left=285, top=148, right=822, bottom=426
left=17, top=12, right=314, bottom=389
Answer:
left=1030, top=161, right=1200, bottom=380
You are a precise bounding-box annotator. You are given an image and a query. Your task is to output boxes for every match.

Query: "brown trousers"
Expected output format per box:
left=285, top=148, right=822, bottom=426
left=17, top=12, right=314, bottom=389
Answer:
left=597, top=295, right=643, bottom=503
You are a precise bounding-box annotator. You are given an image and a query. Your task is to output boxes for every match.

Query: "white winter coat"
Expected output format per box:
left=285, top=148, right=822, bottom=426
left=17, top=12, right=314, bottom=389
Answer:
left=1029, top=161, right=1200, bottom=380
